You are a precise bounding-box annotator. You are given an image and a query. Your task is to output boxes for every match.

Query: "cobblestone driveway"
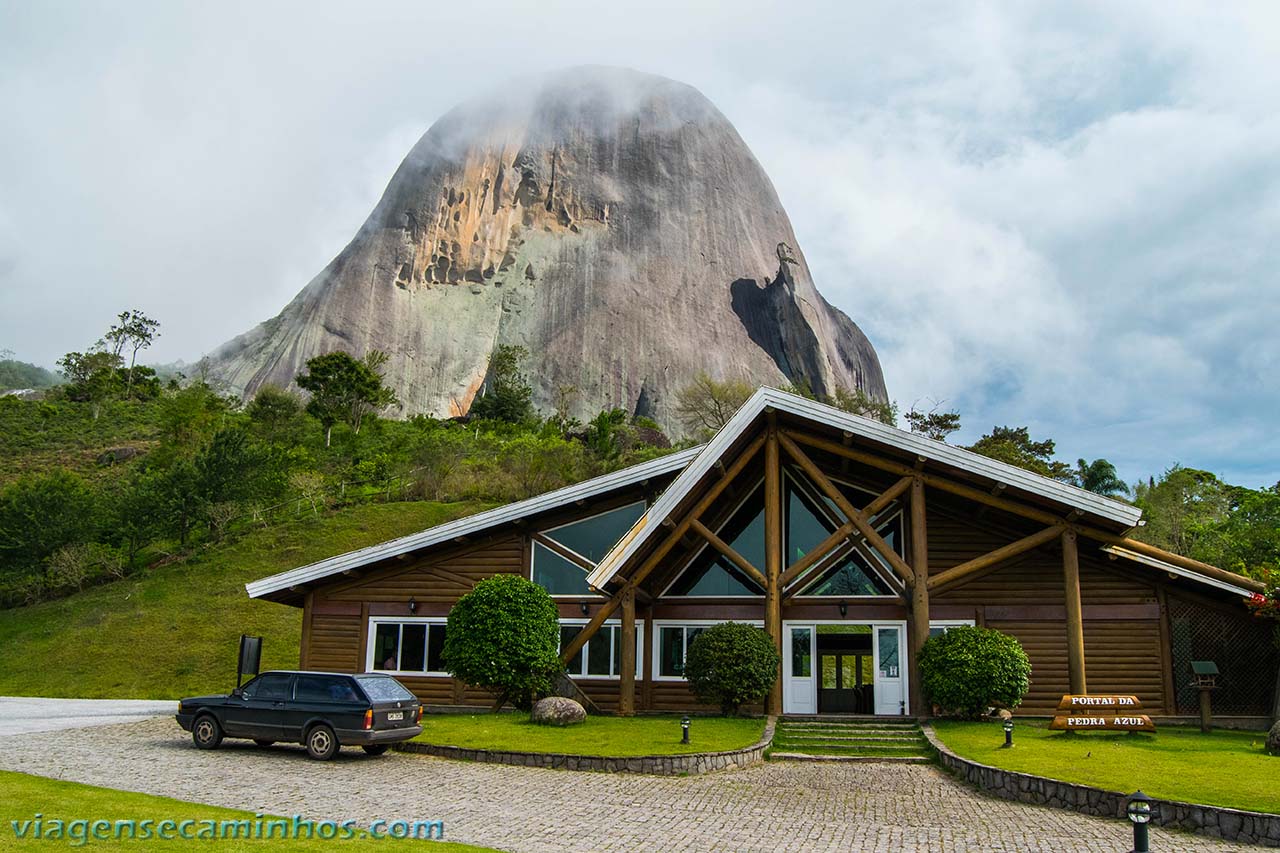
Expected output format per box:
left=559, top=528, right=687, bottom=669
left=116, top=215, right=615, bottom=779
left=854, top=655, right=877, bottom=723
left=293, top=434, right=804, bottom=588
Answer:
left=0, top=717, right=1266, bottom=852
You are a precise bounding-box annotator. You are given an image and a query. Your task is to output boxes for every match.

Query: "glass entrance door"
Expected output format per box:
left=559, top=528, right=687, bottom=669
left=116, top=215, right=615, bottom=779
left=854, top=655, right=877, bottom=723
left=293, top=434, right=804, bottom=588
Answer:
left=873, top=625, right=905, bottom=715
left=783, top=625, right=816, bottom=714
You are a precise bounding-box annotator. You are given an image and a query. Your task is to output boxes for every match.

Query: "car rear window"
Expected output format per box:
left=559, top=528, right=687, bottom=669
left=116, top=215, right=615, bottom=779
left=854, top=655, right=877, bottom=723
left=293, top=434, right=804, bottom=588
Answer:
left=355, top=675, right=416, bottom=702
left=295, top=675, right=360, bottom=703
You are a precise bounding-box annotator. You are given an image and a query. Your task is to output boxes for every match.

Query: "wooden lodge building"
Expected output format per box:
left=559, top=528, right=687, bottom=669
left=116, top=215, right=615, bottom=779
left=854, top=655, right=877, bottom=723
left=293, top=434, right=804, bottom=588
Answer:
left=247, top=389, right=1275, bottom=719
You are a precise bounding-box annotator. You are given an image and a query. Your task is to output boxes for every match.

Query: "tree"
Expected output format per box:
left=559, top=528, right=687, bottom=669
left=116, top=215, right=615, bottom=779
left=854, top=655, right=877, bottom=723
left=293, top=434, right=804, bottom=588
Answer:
left=674, top=372, right=753, bottom=437
left=295, top=351, right=398, bottom=447
left=1073, top=458, right=1130, bottom=497
left=967, top=426, right=1073, bottom=482
left=905, top=402, right=961, bottom=441
left=0, top=470, right=100, bottom=576
left=441, top=574, right=562, bottom=711
left=56, top=349, right=122, bottom=419
left=917, top=625, right=1031, bottom=717
left=683, top=621, right=780, bottom=715
left=104, top=310, right=160, bottom=401
left=1132, top=466, right=1231, bottom=560
left=469, top=345, right=535, bottom=424
left=825, top=387, right=898, bottom=426
left=246, top=384, right=306, bottom=444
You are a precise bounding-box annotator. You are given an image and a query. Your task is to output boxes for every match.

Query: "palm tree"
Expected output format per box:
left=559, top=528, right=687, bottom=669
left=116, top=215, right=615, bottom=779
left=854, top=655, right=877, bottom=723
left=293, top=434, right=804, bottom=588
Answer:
left=1074, top=458, right=1130, bottom=498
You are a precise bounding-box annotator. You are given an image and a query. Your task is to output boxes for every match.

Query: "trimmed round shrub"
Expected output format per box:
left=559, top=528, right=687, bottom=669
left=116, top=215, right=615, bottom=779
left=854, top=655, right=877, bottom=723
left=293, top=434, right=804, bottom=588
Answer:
left=442, top=574, right=561, bottom=711
left=917, top=625, right=1031, bottom=717
left=684, top=621, right=780, bottom=716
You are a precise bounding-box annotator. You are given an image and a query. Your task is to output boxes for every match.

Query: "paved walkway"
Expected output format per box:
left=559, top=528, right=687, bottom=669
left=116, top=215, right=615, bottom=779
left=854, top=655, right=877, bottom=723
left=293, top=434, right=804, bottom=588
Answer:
left=0, top=715, right=1267, bottom=852
left=0, top=697, right=175, bottom=736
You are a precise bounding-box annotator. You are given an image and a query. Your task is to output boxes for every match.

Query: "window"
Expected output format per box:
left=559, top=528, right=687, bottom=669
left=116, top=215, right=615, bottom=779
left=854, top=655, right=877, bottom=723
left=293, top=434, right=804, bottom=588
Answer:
left=665, top=486, right=766, bottom=596
left=532, top=502, right=646, bottom=596
left=355, top=675, right=417, bottom=702
left=368, top=619, right=447, bottom=675
left=294, top=674, right=359, bottom=703
left=557, top=620, right=642, bottom=679
left=654, top=621, right=764, bottom=680
left=242, top=673, right=291, bottom=700
left=927, top=620, right=975, bottom=639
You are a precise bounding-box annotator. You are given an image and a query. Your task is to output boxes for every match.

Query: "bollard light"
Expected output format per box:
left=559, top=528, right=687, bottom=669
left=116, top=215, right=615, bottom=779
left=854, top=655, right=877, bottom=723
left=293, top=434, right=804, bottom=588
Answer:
left=1126, top=790, right=1152, bottom=853
left=1001, top=720, right=1014, bottom=749
left=681, top=715, right=691, bottom=744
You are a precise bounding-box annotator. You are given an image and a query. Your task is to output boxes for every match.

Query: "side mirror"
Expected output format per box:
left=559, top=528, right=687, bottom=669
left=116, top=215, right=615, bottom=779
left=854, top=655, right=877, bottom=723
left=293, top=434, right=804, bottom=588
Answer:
left=231, top=687, right=244, bottom=698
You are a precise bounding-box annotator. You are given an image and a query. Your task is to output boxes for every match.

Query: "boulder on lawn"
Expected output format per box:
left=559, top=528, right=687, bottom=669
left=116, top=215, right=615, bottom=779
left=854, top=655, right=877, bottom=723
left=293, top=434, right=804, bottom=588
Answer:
left=1267, top=721, right=1280, bottom=756
left=531, top=696, right=586, bottom=727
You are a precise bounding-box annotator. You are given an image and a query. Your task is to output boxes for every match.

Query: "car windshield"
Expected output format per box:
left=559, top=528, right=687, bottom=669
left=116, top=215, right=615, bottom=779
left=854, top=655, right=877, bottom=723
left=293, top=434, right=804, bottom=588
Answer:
left=354, top=675, right=416, bottom=702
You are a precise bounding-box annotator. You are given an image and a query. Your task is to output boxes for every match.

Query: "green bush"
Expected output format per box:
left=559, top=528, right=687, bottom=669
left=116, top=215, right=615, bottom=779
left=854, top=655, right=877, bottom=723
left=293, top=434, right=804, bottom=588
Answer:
left=684, top=621, right=780, bottom=716
left=917, top=625, right=1031, bottom=717
left=442, top=574, right=562, bottom=711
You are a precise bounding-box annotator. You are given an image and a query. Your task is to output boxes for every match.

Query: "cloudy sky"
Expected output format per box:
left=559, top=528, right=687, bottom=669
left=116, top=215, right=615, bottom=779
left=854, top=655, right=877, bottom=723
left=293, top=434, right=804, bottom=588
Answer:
left=1, top=1, right=1276, bottom=487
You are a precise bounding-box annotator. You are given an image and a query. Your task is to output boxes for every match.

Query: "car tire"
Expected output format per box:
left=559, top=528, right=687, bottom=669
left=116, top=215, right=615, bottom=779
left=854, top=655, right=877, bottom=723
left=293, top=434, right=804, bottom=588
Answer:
left=305, top=724, right=338, bottom=761
left=361, top=744, right=389, bottom=756
left=253, top=739, right=274, bottom=748
left=192, top=715, right=223, bottom=750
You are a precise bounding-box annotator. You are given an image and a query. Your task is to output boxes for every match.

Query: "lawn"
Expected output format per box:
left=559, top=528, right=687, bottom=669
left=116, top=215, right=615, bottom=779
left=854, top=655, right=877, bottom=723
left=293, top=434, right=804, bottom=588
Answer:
left=0, top=501, right=488, bottom=699
left=416, top=712, right=766, bottom=756
left=931, top=719, right=1280, bottom=814
left=0, top=769, right=497, bottom=851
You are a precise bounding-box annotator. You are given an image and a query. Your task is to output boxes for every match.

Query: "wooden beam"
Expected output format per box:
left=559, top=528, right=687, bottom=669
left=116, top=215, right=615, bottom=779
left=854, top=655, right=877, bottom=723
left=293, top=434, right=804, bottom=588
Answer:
left=863, top=475, right=914, bottom=520
left=1062, top=529, right=1088, bottom=694
left=778, top=432, right=915, bottom=586
left=532, top=533, right=594, bottom=572
left=1098, top=535, right=1266, bottom=593
left=764, top=420, right=783, bottom=716
left=909, top=476, right=929, bottom=716
left=561, top=432, right=767, bottom=664
left=926, top=524, right=1065, bottom=591
left=780, top=522, right=854, bottom=589
left=689, top=518, right=768, bottom=589
left=619, top=586, right=636, bottom=716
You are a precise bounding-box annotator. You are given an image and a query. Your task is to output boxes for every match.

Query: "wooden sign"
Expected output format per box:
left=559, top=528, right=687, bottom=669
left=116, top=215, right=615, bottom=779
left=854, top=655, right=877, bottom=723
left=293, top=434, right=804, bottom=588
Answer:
left=1051, top=694, right=1155, bottom=732
left=1056, top=694, right=1143, bottom=712
left=1050, top=714, right=1155, bottom=732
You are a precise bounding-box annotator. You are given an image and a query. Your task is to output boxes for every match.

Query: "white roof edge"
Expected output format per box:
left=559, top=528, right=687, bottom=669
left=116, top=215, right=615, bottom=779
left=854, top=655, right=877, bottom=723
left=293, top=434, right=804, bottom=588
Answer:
left=1102, top=546, right=1255, bottom=597
left=588, top=387, right=1144, bottom=588
left=246, top=445, right=702, bottom=600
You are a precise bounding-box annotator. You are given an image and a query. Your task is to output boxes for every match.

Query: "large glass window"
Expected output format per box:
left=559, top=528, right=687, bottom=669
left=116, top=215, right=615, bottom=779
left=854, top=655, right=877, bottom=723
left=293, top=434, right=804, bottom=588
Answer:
left=655, top=623, right=764, bottom=679
left=370, top=620, right=447, bottom=674
left=666, top=486, right=766, bottom=596
left=532, top=502, right=645, bottom=595
left=558, top=621, right=641, bottom=679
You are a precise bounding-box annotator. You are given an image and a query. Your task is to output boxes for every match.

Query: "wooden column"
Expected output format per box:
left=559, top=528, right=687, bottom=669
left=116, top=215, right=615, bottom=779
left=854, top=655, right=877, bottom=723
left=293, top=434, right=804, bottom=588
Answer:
left=764, top=420, right=783, bottom=715
left=1062, top=529, right=1088, bottom=694
left=909, top=477, right=929, bottom=716
left=619, top=586, right=636, bottom=716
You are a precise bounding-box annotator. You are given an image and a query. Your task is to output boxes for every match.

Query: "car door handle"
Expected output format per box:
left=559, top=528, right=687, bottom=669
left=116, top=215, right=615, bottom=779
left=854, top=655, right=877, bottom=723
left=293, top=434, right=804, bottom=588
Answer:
left=272, top=701, right=285, bottom=708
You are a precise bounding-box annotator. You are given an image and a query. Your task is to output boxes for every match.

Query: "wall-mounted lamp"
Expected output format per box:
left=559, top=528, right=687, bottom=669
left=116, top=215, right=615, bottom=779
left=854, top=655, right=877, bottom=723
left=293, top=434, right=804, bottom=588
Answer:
left=838, top=600, right=848, bottom=617
left=580, top=601, right=590, bottom=616
left=408, top=597, right=417, bottom=614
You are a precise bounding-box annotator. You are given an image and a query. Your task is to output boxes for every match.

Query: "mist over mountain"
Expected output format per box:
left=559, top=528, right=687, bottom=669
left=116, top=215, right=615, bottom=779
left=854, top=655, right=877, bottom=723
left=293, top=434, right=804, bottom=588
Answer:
left=208, top=67, right=887, bottom=427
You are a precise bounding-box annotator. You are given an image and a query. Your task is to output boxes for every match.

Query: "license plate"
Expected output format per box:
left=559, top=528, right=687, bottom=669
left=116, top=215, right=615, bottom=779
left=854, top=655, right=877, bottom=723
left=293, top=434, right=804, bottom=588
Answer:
left=386, top=712, right=403, bottom=721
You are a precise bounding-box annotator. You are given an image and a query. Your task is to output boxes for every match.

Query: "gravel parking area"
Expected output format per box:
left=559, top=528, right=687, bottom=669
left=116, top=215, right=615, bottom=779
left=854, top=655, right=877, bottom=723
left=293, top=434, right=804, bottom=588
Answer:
left=0, top=716, right=1267, bottom=852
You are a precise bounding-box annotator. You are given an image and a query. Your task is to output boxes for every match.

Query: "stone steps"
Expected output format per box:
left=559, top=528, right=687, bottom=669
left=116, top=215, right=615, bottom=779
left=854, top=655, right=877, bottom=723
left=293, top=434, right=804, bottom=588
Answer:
left=771, top=718, right=931, bottom=762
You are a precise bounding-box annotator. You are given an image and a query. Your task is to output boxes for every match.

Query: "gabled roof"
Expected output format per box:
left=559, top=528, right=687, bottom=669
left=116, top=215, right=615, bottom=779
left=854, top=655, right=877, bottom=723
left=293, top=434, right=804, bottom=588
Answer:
left=589, top=387, right=1145, bottom=589
left=245, top=445, right=702, bottom=601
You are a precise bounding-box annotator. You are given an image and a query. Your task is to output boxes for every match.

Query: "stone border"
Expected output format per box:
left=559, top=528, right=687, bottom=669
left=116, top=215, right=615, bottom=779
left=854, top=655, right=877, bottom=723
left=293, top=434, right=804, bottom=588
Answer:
left=921, top=723, right=1280, bottom=848
left=395, top=716, right=776, bottom=776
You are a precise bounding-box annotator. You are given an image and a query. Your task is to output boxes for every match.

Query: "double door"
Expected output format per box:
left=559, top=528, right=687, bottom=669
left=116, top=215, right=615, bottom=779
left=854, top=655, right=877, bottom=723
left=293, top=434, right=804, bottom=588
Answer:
left=782, top=622, right=906, bottom=715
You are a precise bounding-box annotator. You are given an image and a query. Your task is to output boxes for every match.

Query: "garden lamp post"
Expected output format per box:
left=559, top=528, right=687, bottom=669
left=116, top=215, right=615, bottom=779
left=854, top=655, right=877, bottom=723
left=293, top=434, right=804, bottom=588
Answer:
left=681, top=715, right=691, bottom=744
left=1001, top=720, right=1014, bottom=748
left=1126, top=790, right=1152, bottom=853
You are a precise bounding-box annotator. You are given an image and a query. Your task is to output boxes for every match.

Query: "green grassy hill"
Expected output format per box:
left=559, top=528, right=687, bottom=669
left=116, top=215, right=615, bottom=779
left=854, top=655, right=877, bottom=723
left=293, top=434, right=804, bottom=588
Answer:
left=0, top=500, right=487, bottom=699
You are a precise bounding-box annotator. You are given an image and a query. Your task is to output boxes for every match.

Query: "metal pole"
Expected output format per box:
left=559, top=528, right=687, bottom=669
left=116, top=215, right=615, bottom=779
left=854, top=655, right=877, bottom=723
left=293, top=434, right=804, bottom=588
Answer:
left=1133, top=820, right=1149, bottom=853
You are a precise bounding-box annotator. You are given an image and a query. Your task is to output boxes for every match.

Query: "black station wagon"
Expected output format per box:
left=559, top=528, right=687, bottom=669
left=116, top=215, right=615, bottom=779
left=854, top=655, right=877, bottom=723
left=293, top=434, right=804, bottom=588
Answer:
left=176, top=670, right=423, bottom=760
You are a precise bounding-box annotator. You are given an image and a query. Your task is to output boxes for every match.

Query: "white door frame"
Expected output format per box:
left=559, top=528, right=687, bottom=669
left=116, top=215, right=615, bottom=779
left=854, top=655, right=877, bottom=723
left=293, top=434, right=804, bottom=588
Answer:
left=781, top=619, right=910, bottom=716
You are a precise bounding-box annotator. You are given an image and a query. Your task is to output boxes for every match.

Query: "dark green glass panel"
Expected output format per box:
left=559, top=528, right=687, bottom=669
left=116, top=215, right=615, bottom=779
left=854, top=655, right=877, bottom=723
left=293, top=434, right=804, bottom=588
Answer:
left=560, top=625, right=584, bottom=674
left=427, top=624, right=447, bottom=672
left=400, top=624, right=426, bottom=672
left=587, top=627, right=612, bottom=675
left=799, top=548, right=894, bottom=596
left=786, top=479, right=837, bottom=563
left=667, top=485, right=766, bottom=596
left=545, top=502, right=645, bottom=563
left=659, top=627, right=684, bottom=677
left=532, top=542, right=593, bottom=595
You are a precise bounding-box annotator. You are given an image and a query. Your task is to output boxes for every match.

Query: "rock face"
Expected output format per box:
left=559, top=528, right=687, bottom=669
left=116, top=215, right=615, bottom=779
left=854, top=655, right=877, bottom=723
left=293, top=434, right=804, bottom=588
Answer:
left=530, top=696, right=586, bottom=727
left=208, top=67, right=887, bottom=428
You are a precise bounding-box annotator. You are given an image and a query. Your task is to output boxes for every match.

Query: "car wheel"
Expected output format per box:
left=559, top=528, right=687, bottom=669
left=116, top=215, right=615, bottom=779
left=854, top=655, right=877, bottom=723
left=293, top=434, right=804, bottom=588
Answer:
left=253, top=739, right=274, bottom=748
left=361, top=744, right=389, bottom=756
left=192, top=715, right=223, bottom=750
left=305, top=724, right=338, bottom=761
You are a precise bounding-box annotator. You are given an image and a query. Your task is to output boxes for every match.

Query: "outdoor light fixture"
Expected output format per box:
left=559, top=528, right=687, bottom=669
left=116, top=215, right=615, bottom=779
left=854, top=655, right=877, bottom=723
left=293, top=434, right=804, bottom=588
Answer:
left=838, top=600, right=848, bottom=617
left=1001, top=720, right=1014, bottom=748
left=681, top=715, right=691, bottom=744
left=1126, top=790, right=1153, bottom=853
left=580, top=601, right=590, bottom=616
left=408, top=597, right=417, bottom=614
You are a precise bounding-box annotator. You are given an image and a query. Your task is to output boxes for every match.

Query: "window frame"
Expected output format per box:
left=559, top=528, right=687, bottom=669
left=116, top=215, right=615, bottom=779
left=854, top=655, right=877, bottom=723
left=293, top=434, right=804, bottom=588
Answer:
left=651, top=619, right=765, bottom=682
left=927, top=619, right=976, bottom=639
left=660, top=481, right=767, bottom=599
left=557, top=618, right=644, bottom=680
left=365, top=616, right=449, bottom=677
left=530, top=500, right=647, bottom=598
